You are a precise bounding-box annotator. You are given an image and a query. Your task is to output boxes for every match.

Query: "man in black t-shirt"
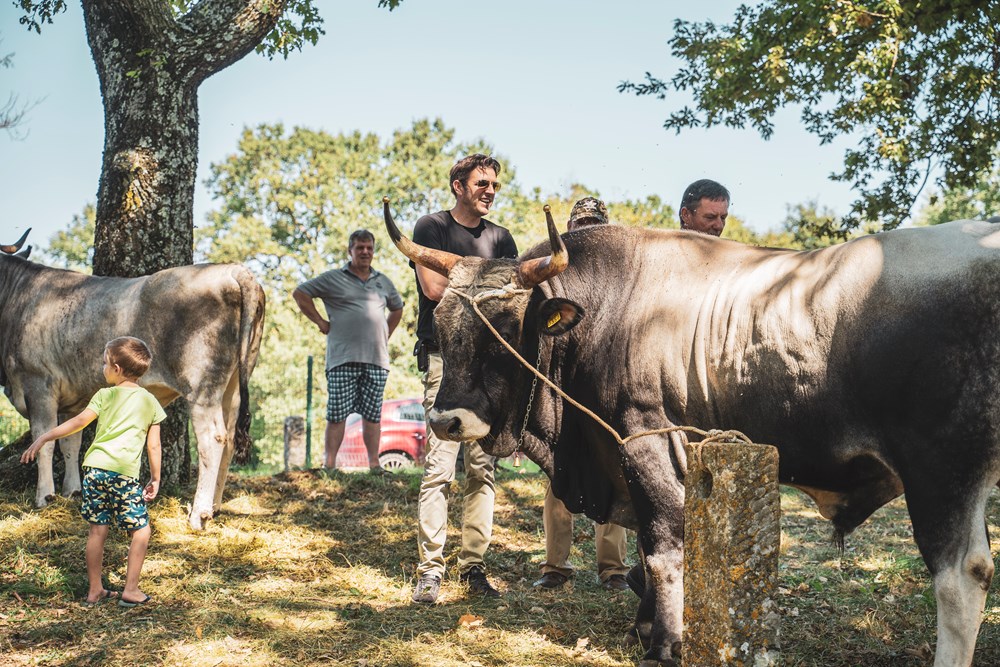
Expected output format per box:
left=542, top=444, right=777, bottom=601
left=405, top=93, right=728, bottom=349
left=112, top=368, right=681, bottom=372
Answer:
left=410, top=154, right=518, bottom=605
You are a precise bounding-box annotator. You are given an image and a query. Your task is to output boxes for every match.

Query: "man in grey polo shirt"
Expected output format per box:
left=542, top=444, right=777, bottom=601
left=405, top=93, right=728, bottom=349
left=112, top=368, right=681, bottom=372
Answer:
left=293, top=229, right=404, bottom=473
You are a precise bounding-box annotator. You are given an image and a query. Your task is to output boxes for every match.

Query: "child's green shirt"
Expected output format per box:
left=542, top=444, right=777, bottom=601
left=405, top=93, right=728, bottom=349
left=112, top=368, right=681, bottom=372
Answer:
left=82, top=386, right=167, bottom=479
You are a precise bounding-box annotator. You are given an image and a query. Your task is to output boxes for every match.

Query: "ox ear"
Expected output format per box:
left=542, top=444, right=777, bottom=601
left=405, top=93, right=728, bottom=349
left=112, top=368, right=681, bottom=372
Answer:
left=536, top=298, right=584, bottom=336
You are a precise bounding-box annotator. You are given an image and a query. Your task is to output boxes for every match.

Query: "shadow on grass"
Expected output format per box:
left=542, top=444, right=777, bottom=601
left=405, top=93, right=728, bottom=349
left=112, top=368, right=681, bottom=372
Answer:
left=4, top=475, right=1000, bottom=665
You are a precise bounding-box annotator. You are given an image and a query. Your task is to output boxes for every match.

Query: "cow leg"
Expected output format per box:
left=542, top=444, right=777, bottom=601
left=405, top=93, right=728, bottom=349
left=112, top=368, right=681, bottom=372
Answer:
left=28, top=404, right=58, bottom=508
left=58, top=429, right=83, bottom=497
left=188, top=403, right=229, bottom=530
left=213, top=374, right=242, bottom=511
left=623, top=438, right=685, bottom=666
left=905, top=475, right=995, bottom=667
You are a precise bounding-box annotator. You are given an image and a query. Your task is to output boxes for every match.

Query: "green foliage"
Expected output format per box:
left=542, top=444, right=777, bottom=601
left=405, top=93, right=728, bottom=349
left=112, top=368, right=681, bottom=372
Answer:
left=15, top=0, right=67, bottom=33
left=256, top=0, right=326, bottom=59
left=915, top=150, right=1000, bottom=226
left=42, top=204, right=95, bottom=272
left=17, top=0, right=326, bottom=59
left=780, top=201, right=850, bottom=250
left=620, top=1, right=1000, bottom=231
left=199, top=119, right=501, bottom=463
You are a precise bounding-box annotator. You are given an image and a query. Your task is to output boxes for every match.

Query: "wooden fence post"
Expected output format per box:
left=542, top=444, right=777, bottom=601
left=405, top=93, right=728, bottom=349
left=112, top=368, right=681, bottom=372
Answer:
left=683, top=441, right=781, bottom=666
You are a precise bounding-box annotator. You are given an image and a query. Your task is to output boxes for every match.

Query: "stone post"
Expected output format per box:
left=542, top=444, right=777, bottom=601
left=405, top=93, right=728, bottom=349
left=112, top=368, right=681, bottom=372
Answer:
left=283, top=416, right=306, bottom=471
left=683, top=441, right=781, bottom=666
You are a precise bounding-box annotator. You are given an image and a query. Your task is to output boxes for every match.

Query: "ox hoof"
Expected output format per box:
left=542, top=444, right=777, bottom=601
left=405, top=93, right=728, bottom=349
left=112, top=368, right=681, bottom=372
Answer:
left=623, top=627, right=649, bottom=649
left=188, top=510, right=214, bottom=531
left=36, top=493, right=57, bottom=508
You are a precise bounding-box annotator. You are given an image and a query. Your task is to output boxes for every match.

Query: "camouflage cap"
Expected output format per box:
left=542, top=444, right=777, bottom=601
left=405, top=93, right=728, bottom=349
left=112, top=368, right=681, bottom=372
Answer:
left=568, top=197, right=609, bottom=227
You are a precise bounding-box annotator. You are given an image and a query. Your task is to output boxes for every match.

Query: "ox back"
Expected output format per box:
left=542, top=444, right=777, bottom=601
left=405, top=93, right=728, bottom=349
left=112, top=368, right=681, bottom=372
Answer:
left=0, top=255, right=265, bottom=530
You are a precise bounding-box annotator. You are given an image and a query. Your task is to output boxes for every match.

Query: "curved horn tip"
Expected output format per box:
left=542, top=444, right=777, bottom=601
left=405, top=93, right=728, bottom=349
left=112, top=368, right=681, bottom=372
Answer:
left=382, top=196, right=390, bottom=204
left=543, top=205, right=551, bottom=213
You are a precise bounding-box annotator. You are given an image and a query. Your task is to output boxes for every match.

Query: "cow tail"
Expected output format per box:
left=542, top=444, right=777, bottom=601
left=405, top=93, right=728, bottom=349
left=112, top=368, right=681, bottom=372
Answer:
left=232, top=266, right=266, bottom=464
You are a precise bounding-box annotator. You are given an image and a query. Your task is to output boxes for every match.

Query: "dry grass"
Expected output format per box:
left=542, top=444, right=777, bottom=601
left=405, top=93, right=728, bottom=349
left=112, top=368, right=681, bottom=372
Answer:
left=2, top=469, right=1000, bottom=666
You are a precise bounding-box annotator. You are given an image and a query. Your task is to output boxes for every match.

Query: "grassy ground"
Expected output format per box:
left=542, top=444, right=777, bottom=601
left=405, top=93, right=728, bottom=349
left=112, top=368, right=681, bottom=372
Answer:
left=2, top=467, right=1000, bottom=666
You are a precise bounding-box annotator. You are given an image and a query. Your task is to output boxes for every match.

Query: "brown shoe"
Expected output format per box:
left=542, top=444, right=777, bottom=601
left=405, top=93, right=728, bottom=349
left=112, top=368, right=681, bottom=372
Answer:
left=532, top=571, right=569, bottom=589
left=602, top=574, right=630, bottom=591
left=460, top=565, right=501, bottom=598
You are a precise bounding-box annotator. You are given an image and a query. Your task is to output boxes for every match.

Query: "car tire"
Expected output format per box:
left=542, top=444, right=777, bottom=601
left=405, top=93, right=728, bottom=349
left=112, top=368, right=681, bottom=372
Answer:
left=379, top=451, right=414, bottom=470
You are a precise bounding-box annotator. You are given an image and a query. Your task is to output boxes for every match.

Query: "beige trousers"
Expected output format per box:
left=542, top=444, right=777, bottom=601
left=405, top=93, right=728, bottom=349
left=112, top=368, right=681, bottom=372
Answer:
left=416, top=352, right=496, bottom=578
left=541, top=484, right=629, bottom=582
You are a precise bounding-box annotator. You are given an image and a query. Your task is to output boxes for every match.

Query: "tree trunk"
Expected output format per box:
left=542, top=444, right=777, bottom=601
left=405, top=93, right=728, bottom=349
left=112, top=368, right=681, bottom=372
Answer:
left=81, top=0, right=286, bottom=490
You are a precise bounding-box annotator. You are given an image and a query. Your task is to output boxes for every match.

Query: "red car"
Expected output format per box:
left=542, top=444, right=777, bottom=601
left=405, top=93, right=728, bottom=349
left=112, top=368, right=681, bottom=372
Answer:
left=335, top=397, right=427, bottom=469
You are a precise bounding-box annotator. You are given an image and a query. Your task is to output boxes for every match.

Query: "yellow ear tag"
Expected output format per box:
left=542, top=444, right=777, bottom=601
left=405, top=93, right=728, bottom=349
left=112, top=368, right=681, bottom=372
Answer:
left=547, top=312, right=562, bottom=329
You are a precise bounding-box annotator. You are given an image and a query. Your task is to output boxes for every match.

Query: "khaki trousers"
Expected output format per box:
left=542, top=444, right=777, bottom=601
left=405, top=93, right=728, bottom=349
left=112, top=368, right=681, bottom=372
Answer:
left=541, top=484, right=629, bottom=582
left=416, top=352, right=496, bottom=577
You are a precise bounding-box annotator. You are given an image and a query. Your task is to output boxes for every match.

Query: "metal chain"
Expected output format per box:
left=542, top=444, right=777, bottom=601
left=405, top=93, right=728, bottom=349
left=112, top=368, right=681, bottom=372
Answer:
left=515, top=351, right=540, bottom=455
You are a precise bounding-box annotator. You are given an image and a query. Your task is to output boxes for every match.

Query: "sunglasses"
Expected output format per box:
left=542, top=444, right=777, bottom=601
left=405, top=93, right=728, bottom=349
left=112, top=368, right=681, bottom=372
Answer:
left=471, top=179, right=502, bottom=191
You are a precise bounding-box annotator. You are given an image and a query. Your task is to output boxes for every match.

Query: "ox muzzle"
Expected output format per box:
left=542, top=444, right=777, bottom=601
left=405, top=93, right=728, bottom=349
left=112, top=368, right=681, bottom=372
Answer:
left=427, top=407, right=491, bottom=442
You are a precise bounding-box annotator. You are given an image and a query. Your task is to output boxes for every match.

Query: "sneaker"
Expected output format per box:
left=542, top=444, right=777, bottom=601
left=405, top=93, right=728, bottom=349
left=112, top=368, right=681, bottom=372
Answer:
left=460, top=565, right=501, bottom=598
left=602, top=574, right=630, bottom=591
left=532, top=571, right=569, bottom=589
left=411, top=574, right=441, bottom=604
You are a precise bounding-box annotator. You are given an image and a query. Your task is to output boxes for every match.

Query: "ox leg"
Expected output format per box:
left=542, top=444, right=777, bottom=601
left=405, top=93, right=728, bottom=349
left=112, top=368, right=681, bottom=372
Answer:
left=188, top=403, right=230, bottom=531
left=58, top=430, right=83, bottom=497
left=906, top=477, right=995, bottom=667
left=623, top=440, right=685, bottom=667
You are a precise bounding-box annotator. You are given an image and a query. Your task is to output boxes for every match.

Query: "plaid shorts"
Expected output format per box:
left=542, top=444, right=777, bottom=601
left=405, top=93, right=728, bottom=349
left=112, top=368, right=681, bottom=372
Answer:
left=80, top=467, right=149, bottom=532
left=326, top=362, right=389, bottom=423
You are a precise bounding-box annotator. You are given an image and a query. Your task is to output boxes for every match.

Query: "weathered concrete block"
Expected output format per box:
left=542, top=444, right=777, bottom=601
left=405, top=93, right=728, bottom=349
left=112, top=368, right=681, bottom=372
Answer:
left=283, top=416, right=306, bottom=471
left=684, top=442, right=781, bottom=666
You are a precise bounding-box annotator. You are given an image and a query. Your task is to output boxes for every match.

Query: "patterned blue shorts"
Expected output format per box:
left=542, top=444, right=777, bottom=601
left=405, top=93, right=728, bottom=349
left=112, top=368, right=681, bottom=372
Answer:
left=326, top=362, right=389, bottom=423
left=80, top=467, right=149, bottom=532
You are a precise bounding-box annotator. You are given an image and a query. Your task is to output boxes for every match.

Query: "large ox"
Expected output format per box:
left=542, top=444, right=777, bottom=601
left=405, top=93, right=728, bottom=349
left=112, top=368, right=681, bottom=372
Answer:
left=384, top=201, right=1000, bottom=666
left=1, top=232, right=265, bottom=530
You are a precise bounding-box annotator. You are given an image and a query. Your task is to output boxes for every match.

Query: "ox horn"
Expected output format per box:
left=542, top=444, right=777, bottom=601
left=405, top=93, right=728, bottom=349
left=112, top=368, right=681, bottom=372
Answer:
left=516, top=205, right=568, bottom=288
left=1, top=228, right=31, bottom=254
left=383, top=197, right=462, bottom=277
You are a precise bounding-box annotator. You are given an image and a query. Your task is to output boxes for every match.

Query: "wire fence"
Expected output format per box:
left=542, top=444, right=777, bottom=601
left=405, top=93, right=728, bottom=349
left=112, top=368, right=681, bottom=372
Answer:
left=248, top=355, right=328, bottom=470
left=0, top=359, right=324, bottom=466
left=0, top=396, right=29, bottom=448
left=1, top=356, right=429, bottom=471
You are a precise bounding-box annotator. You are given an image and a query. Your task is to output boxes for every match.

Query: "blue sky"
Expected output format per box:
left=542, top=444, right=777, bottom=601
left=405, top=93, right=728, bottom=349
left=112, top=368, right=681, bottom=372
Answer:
left=2, top=0, right=860, bottom=247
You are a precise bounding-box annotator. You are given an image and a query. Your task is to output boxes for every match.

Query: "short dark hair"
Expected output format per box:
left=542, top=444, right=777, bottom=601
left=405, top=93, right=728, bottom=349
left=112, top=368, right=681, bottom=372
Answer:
left=348, top=229, right=375, bottom=249
left=450, top=154, right=502, bottom=197
left=105, top=336, right=153, bottom=380
left=680, top=179, right=731, bottom=215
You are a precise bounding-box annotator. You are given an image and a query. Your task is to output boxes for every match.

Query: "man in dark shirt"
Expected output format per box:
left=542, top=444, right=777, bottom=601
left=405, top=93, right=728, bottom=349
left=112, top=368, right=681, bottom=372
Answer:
left=533, top=198, right=630, bottom=593
left=410, top=154, right=518, bottom=604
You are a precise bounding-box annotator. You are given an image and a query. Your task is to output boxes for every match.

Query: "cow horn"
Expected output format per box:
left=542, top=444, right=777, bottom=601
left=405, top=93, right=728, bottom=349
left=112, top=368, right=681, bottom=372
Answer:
left=383, top=197, right=461, bottom=277
left=516, top=205, right=568, bottom=288
left=1, top=228, right=31, bottom=254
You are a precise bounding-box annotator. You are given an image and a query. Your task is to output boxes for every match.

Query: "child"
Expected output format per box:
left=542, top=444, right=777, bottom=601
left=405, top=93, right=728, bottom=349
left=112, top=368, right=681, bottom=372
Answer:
left=21, top=336, right=166, bottom=607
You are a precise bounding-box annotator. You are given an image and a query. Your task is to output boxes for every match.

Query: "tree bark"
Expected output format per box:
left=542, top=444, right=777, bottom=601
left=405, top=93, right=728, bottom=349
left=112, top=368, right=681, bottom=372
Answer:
left=82, top=0, right=286, bottom=490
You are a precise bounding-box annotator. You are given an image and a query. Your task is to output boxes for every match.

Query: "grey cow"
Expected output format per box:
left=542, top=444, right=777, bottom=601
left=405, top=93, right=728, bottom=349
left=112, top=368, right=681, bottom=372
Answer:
left=386, top=201, right=1000, bottom=667
left=1, top=232, right=265, bottom=530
